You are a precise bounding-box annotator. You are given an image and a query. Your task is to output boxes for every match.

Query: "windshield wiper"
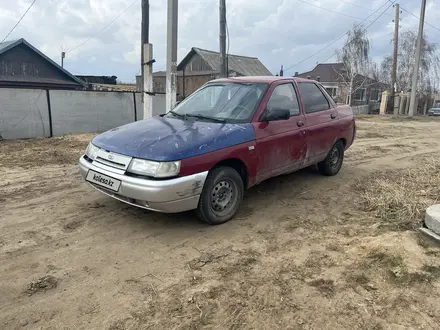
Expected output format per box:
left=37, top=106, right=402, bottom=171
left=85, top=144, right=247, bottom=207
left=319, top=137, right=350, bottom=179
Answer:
left=168, top=110, right=187, bottom=119
left=186, top=114, right=226, bottom=123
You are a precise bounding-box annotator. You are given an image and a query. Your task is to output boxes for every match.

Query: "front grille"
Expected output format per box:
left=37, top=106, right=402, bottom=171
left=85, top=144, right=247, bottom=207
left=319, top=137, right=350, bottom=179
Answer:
left=95, top=156, right=126, bottom=169
left=93, top=149, right=133, bottom=171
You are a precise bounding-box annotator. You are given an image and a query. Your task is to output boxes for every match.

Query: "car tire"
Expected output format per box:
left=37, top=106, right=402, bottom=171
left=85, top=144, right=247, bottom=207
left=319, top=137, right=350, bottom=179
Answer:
left=318, top=140, right=344, bottom=176
left=196, top=166, right=244, bottom=225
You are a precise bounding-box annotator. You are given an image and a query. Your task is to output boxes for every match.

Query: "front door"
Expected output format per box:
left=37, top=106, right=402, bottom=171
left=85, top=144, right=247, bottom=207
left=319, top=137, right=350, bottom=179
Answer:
left=252, top=81, right=307, bottom=183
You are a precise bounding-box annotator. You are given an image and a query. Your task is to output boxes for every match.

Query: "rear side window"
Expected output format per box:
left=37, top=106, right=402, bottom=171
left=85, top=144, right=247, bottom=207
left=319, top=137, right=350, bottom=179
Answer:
left=266, top=83, right=300, bottom=116
left=298, top=83, right=330, bottom=113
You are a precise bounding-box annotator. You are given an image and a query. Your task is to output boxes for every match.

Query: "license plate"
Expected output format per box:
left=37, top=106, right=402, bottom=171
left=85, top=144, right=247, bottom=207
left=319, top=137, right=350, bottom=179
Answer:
left=86, top=170, right=121, bottom=192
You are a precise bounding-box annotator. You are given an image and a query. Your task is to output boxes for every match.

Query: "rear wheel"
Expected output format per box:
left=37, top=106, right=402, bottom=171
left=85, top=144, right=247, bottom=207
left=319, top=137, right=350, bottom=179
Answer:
left=196, top=166, right=244, bottom=225
left=318, top=140, right=344, bottom=176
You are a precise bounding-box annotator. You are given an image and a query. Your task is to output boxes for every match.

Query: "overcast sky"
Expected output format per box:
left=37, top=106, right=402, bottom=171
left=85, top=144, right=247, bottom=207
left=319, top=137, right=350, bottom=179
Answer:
left=0, top=0, right=438, bottom=82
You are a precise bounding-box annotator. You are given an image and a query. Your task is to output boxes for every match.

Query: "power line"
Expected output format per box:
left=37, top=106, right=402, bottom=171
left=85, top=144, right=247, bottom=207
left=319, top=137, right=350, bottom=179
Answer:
left=1, top=0, right=38, bottom=43
left=67, top=0, right=139, bottom=53
left=320, top=1, right=395, bottom=65
left=296, top=0, right=387, bottom=24
left=285, top=0, right=394, bottom=72
left=336, top=0, right=394, bottom=18
left=400, top=5, right=440, bottom=33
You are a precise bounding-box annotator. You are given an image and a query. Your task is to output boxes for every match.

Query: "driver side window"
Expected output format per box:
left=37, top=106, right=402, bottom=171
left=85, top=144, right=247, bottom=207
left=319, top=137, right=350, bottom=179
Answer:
left=267, top=83, right=300, bottom=116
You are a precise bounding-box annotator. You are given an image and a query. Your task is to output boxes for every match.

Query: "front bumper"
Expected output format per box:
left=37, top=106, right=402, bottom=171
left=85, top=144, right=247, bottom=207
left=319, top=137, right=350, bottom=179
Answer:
left=78, top=156, right=208, bottom=213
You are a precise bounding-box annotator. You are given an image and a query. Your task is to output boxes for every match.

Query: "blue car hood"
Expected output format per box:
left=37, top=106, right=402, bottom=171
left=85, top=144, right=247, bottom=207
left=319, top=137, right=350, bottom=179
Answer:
left=92, top=116, right=256, bottom=161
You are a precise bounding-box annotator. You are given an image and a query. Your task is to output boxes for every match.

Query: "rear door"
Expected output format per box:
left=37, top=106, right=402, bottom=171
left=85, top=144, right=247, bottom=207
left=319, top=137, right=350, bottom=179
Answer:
left=297, top=82, right=338, bottom=164
left=253, top=81, right=307, bottom=183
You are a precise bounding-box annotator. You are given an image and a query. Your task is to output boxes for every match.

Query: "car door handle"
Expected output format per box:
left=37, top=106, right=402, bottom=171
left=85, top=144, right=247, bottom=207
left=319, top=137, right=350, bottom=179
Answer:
left=297, top=121, right=304, bottom=127
left=330, top=113, right=336, bottom=119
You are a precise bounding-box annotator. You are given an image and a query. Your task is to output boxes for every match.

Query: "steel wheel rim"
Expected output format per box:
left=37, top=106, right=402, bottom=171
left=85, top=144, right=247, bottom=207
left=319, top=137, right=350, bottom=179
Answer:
left=329, top=146, right=341, bottom=170
left=211, top=179, right=237, bottom=216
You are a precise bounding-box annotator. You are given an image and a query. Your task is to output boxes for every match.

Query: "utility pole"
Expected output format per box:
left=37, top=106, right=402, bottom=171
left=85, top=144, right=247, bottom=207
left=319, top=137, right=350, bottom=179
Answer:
left=61, top=51, right=65, bottom=68
left=391, top=3, right=399, bottom=115
left=166, top=0, right=178, bottom=112
left=142, top=0, right=154, bottom=119
left=408, top=0, right=427, bottom=117
left=219, top=0, right=227, bottom=78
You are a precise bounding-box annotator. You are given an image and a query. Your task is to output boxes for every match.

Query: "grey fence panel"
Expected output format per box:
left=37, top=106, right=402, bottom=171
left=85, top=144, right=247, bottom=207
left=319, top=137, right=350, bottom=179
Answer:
left=50, top=90, right=135, bottom=136
left=134, top=93, right=166, bottom=120
left=0, top=88, right=50, bottom=139
left=352, top=105, right=369, bottom=115
left=153, top=94, right=166, bottom=116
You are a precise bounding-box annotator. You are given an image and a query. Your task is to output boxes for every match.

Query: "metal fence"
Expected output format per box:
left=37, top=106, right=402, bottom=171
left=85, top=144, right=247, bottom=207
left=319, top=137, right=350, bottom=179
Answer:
left=0, top=88, right=165, bottom=140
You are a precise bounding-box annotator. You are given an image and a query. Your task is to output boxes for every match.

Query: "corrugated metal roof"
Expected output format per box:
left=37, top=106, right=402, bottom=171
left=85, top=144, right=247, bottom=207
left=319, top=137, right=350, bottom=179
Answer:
left=0, top=38, right=86, bottom=87
left=177, top=47, right=272, bottom=76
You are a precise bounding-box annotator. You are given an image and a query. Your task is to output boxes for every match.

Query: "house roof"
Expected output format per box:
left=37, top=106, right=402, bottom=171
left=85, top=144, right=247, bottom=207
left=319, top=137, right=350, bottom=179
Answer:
left=0, top=38, right=86, bottom=87
left=177, top=47, right=272, bottom=76
left=296, top=63, right=345, bottom=83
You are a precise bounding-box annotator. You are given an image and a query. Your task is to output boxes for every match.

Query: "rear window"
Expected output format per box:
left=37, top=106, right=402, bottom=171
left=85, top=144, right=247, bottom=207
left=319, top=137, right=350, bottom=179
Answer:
left=298, top=83, right=330, bottom=113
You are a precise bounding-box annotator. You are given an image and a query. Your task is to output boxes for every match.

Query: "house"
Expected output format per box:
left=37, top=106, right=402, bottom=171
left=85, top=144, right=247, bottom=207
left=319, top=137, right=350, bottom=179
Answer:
left=0, top=38, right=86, bottom=90
left=296, top=63, right=386, bottom=110
left=136, top=47, right=272, bottom=99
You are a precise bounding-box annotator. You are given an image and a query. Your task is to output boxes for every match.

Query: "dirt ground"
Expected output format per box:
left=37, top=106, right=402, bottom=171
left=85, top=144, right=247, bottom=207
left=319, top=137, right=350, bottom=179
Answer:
left=1, top=116, right=440, bottom=330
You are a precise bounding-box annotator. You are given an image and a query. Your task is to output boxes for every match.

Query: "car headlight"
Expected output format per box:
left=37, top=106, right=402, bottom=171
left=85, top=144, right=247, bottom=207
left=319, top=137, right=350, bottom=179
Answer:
left=85, top=142, right=100, bottom=160
left=127, top=159, right=181, bottom=178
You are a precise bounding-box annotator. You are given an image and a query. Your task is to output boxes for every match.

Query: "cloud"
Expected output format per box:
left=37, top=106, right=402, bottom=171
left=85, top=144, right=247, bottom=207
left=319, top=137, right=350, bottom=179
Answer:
left=0, top=0, right=438, bottom=82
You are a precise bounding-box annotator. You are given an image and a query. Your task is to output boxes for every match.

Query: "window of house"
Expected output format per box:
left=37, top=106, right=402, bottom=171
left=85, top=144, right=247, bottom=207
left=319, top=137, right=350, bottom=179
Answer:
left=370, top=89, right=380, bottom=101
left=266, top=83, right=300, bottom=116
left=325, top=87, right=337, bottom=97
left=298, top=83, right=330, bottom=113
left=354, top=88, right=366, bottom=101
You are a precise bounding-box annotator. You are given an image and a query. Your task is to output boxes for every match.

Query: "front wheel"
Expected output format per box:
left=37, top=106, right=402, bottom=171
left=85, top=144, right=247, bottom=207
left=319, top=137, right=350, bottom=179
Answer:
left=318, top=140, right=345, bottom=176
left=196, top=166, right=244, bottom=225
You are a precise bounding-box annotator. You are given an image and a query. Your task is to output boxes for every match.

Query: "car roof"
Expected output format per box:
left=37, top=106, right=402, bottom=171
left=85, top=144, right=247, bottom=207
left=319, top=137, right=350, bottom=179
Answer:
left=211, top=76, right=317, bottom=84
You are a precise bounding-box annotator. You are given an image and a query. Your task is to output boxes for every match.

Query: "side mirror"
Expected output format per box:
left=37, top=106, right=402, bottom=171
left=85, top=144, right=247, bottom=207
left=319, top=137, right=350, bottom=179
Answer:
left=261, top=108, right=290, bottom=121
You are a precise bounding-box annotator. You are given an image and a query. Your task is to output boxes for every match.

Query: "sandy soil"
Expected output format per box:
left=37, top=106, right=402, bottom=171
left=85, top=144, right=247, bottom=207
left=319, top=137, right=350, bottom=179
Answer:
left=1, top=116, right=440, bottom=330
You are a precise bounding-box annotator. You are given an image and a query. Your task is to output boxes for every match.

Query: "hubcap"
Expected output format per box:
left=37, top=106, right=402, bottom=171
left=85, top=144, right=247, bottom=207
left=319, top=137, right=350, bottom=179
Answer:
left=211, top=180, right=235, bottom=214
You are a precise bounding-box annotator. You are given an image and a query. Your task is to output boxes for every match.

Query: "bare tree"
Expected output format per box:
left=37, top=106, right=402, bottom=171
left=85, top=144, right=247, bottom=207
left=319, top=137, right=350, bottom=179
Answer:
left=336, top=25, right=373, bottom=106
left=381, top=29, right=440, bottom=96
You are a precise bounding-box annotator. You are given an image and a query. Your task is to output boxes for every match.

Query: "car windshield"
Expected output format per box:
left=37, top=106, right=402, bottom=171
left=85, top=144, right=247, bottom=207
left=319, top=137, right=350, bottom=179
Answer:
left=434, top=103, right=440, bottom=108
left=168, top=82, right=268, bottom=123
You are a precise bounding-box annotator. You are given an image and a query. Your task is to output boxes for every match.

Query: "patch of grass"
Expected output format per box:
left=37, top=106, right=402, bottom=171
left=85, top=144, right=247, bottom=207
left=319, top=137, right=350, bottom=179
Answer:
left=361, top=132, right=387, bottom=139
left=216, top=249, right=260, bottom=277
left=365, top=250, right=440, bottom=285
left=356, top=158, right=440, bottom=230
left=420, top=265, right=440, bottom=282
left=309, top=278, right=336, bottom=298
left=367, top=251, right=404, bottom=268
left=366, top=145, right=389, bottom=153
left=304, top=251, right=335, bottom=270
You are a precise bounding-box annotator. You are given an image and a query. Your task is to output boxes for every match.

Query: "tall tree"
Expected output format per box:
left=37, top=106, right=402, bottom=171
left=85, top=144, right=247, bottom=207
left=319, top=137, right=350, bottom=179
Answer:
left=336, top=25, right=373, bottom=106
left=381, top=29, right=440, bottom=97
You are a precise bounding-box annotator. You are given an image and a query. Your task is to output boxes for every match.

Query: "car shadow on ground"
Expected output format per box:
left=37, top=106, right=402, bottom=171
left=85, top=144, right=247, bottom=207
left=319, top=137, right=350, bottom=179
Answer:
left=96, top=165, right=325, bottom=230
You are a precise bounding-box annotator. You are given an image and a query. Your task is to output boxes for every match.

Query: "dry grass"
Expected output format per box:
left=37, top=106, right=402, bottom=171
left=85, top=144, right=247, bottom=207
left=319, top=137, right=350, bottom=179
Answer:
left=357, top=158, right=440, bottom=230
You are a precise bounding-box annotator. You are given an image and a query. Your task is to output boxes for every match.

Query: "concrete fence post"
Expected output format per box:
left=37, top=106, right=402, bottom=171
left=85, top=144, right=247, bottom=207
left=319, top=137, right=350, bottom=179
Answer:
left=398, top=93, right=406, bottom=115
left=379, top=91, right=388, bottom=115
